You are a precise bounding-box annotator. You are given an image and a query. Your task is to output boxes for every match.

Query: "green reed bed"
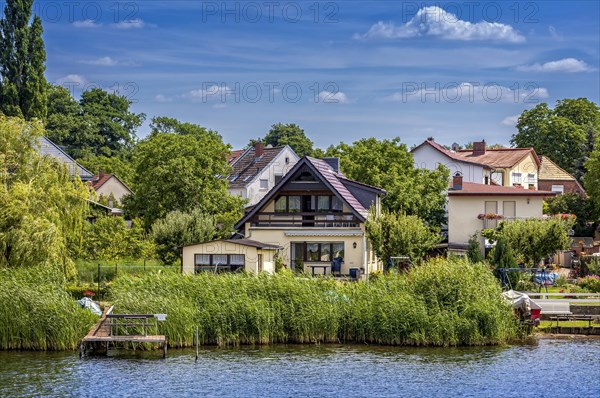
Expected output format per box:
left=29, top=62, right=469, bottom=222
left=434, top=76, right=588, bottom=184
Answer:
left=0, top=267, right=97, bottom=350
left=110, top=258, right=520, bottom=348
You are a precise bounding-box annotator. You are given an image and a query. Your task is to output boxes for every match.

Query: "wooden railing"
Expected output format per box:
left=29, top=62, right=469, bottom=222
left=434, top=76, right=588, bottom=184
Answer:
left=251, top=212, right=360, bottom=228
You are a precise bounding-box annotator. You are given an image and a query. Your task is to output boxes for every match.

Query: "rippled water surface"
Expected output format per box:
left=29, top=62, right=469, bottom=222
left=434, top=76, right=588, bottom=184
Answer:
left=0, top=338, right=599, bottom=397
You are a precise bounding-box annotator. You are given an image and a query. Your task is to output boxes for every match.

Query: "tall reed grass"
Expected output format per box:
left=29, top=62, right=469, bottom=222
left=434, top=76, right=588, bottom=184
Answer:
left=0, top=267, right=97, bottom=350
left=110, top=258, right=520, bottom=347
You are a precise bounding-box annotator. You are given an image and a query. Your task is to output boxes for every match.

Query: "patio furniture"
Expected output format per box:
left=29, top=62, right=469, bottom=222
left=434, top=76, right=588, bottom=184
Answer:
left=331, top=257, right=343, bottom=276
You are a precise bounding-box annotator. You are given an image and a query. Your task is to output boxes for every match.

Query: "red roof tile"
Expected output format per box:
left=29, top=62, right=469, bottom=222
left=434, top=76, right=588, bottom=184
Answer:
left=412, top=139, right=491, bottom=168
left=90, top=173, right=113, bottom=190
left=454, top=148, right=540, bottom=169
left=448, top=182, right=555, bottom=196
left=227, top=150, right=245, bottom=164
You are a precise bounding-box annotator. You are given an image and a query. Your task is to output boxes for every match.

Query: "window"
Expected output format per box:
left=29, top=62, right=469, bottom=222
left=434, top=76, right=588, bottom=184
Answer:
left=295, top=242, right=345, bottom=263
left=275, top=174, right=283, bottom=184
left=285, top=157, right=290, bottom=164
left=194, top=254, right=245, bottom=272
left=275, top=196, right=287, bottom=212
left=551, top=185, right=564, bottom=193
left=259, top=179, right=268, bottom=190
left=503, top=201, right=516, bottom=219
left=317, top=196, right=330, bottom=212
left=491, top=171, right=503, bottom=185
left=289, top=196, right=301, bottom=212
left=512, top=172, right=522, bottom=185
left=526, top=173, right=536, bottom=183
left=195, top=254, right=210, bottom=266
left=332, top=197, right=343, bottom=212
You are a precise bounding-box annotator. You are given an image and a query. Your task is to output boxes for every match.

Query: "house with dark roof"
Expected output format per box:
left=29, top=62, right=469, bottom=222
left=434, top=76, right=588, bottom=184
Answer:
left=227, top=143, right=299, bottom=207
left=37, top=137, right=94, bottom=181
left=89, top=171, right=133, bottom=206
left=538, top=156, right=586, bottom=196
left=447, top=173, right=556, bottom=254
left=226, top=156, right=386, bottom=276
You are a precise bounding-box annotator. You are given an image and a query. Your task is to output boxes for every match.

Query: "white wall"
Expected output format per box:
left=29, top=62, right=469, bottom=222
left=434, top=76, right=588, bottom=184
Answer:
left=413, top=144, right=486, bottom=183
left=448, top=195, right=545, bottom=246
left=245, top=146, right=299, bottom=206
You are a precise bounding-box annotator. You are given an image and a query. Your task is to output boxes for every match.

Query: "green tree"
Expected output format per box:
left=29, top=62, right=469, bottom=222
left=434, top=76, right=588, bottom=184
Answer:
left=327, top=137, right=449, bottom=227
left=584, top=148, right=600, bottom=218
left=544, top=193, right=595, bottom=235
left=44, top=85, right=144, bottom=158
left=81, top=217, right=154, bottom=261
left=511, top=98, right=599, bottom=176
left=77, top=154, right=134, bottom=187
left=466, top=234, right=484, bottom=263
left=151, top=209, right=233, bottom=265
left=0, top=116, right=88, bottom=278
left=261, top=123, right=314, bottom=156
left=489, top=218, right=571, bottom=267
left=0, top=0, right=47, bottom=119
left=125, top=117, right=244, bottom=228
left=366, top=209, right=441, bottom=265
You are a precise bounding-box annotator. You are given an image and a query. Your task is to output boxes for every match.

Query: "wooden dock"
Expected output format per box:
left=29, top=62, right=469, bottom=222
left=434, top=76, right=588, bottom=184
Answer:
left=80, top=306, right=167, bottom=357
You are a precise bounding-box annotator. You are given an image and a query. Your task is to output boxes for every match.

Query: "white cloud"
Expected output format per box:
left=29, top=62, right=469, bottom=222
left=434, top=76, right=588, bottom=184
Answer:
left=516, top=58, right=594, bottom=73
left=212, top=103, right=228, bottom=109
left=502, top=115, right=520, bottom=126
left=73, top=19, right=102, bottom=28
left=548, top=25, right=563, bottom=41
left=318, top=90, right=352, bottom=104
left=385, top=82, right=548, bottom=104
left=55, top=74, right=87, bottom=86
left=78, top=57, right=118, bottom=66
left=112, top=19, right=155, bottom=29
left=354, top=6, right=525, bottom=43
left=155, top=94, right=173, bottom=103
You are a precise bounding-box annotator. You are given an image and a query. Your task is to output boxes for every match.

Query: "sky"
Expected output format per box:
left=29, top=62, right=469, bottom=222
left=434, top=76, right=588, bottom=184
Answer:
left=14, top=0, right=600, bottom=149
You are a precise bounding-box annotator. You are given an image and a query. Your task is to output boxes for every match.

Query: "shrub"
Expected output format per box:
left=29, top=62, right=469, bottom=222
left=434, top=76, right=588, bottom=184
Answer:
left=109, top=258, right=519, bottom=347
left=577, top=275, right=600, bottom=293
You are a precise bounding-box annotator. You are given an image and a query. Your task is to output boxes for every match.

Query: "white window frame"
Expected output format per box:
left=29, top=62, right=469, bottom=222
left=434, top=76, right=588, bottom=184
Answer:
left=512, top=172, right=522, bottom=185
left=551, top=185, right=564, bottom=193
left=259, top=179, right=269, bottom=190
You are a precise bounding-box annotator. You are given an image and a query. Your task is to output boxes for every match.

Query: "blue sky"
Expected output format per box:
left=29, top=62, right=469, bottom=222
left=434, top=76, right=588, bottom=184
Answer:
left=19, top=0, right=600, bottom=149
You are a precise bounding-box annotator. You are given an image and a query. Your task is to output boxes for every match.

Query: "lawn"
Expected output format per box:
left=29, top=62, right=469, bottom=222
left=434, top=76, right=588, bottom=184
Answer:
left=75, top=258, right=178, bottom=284
left=538, top=320, right=599, bottom=329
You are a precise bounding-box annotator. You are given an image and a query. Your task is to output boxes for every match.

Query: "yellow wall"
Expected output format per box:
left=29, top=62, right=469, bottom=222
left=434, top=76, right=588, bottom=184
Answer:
left=497, top=153, right=539, bottom=189
left=182, top=241, right=276, bottom=274
left=244, top=225, right=379, bottom=275
left=448, top=195, right=545, bottom=246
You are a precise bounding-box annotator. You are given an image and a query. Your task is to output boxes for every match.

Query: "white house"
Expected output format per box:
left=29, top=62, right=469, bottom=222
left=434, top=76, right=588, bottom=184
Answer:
left=411, top=138, right=491, bottom=184
left=227, top=143, right=299, bottom=207
left=447, top=173, right=556, bottom=254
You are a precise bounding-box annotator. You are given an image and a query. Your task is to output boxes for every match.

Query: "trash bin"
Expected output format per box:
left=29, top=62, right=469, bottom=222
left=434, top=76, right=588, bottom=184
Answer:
left=349, top=268, right=360, bottom=280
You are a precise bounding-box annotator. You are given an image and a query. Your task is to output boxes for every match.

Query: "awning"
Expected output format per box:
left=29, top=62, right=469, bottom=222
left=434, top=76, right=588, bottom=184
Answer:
left=284, top=230, right=364, bottom=237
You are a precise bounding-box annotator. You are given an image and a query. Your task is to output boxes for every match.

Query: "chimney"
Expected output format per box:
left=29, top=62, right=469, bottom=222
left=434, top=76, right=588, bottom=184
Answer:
left=452, top=172, right=463, bottom=190
left=323, top=157, right=340, bottom=173
left=254, top=142, right=264, bottom=158
left=98, top=170, right=104, bottom=178
left=472, top=140, right=486, bottom=156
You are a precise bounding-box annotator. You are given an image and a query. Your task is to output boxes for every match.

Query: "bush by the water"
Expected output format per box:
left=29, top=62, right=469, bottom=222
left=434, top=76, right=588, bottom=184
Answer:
left=0, top=268, right=97, bottom=350
left=109, top=259, right=519, bottom=347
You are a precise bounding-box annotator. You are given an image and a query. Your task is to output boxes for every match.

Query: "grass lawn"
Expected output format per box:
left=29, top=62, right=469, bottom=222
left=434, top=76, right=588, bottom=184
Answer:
left=538, top=320, right=599, bottom=329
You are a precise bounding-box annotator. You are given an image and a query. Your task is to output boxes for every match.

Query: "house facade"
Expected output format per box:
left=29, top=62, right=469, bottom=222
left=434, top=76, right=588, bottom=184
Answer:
left=181, top=239, right=281, bottom=274
left=232, top=156, right=385, bottom=276
left=227, top=143, right=299, bottom=207
left=447, top=174, right=555, bottom=254
left=453, top=141, right=540, bottom=190
left=90, top=171, right=133, bottom=205
left=412, top=138, right=490, bottom=184
left=538, top=156, right=586, bottom=196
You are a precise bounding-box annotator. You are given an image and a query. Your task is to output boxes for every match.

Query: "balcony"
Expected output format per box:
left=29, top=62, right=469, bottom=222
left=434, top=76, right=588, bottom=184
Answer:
left=251, top=212, right=360, bottom=228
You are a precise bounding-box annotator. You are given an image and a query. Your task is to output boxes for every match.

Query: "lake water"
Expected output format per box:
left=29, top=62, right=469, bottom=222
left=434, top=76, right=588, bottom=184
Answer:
left=0, top=338, right=598, bottom=398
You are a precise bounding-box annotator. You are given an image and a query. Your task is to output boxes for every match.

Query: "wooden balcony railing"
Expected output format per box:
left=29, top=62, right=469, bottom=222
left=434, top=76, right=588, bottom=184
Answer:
left=251, top=212, right=360, bottom=228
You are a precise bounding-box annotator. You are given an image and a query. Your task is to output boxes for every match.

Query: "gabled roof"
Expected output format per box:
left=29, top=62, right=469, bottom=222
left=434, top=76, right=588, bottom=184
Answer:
left=37, top=137, right=94, bottom=180
left=90, top=173, right=133, bottom=194
left=454, top=148, right=540, bottom=169
left=234, top=156, right=385, bottom=230
left=539, top=156, right=576, bottom=181
left=411, top=139, right=492, bottom=169
left=448, top=182, right=555, bottom=196
left=228, top=145, right=297, bottom=189
left=227, top=150, right=245, bottom=165
left=182, top=238, right=281, bottom=250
